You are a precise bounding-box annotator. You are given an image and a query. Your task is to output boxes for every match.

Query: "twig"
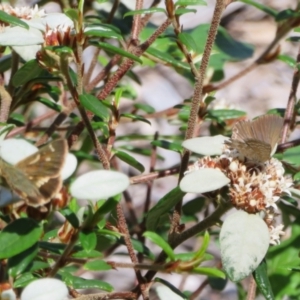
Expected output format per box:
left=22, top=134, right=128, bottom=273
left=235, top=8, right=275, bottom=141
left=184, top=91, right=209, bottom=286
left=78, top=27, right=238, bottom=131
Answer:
left=281, top=44, right=300, bottom=143
left=171, top=0, right=227, bottom=237
left=246, top=276, right=257, bottom=300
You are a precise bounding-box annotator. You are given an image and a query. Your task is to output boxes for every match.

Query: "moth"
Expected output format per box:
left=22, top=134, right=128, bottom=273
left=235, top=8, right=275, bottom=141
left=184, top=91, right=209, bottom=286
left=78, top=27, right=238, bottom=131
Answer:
left=0, top=139, right=68, bottom=207
left=225, top=115, right=283, bottom=163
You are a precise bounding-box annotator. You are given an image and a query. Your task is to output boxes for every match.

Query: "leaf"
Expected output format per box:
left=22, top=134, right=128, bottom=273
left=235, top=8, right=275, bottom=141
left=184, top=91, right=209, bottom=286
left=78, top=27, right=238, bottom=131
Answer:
left=62, top=273, right=113, bottom=291
left=151, top=140, right=183, bottom=153
left=14, top=272, right=36, bottom=288
left=124, top=8, right=166, bottom=17
left=206, top=109, right=246, bottom=121
left=84, top=260, right=112, bottom=271
left=144, top=231, right=175, bottom=260
left=192, top=267, right=226, bottom=278
left=121, top=113, right=151, bottom=125
left=37, top=97, right=61, bottom=112
left=155, top=278, right=188, bottom=300
left=8, top=243, right=38, bottom=277
left=238, top=0, right=277, bottom=18
left=79, top=94, right=110, bottom=121
left=114, top=150, right=145, bottom=172
left=84, top=25, right=122, bottom=40
left=180, top=169, right=230, bottom=193
left=175, top=8, right=197, bottom=15
left=182, top=135, right=229, bottom=156
left=254, top=260, right=274, bottom=300
left=182, top=197, right=206, bottom=215
left=72, top=250, right=103, bottom=258
left=70, top=170, right=130, bottom=201
left=12, top=60, right=43, bottom=87
left=277, top=54, right=296, bottom=68
left=21, top=278, right=68, bottom=300
left=283, top=146, right=300, bottom=166
left=146, top=187, right=185, bottom=231
left=146, top=47, right=190, bottom=70
left=220, top=211, right=270, bottom=282
left=134, top=103, right=155, bottom=114
left=79, top=231, right=97, bottom=252
left=175, top=0, right=206, bottom=5
left=215, top=27, right=254, bottom=60
left=0, top=11, right=29, bottom=29
left=60, top=208, right=80, bottom=228
left=0, top=218, right=42, bottom=259
left=91, top=41, right=142, bottom=64
left=178, top=33, right=198, bottom=52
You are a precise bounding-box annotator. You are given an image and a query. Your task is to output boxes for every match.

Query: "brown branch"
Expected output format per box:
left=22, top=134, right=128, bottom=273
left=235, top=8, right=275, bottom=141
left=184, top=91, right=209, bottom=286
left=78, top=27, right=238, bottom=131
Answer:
left=281, top=45, right=300, bottom=143
left=171, top=0, right=227, bottom=237
left=74, top=292, right=137, bottom=300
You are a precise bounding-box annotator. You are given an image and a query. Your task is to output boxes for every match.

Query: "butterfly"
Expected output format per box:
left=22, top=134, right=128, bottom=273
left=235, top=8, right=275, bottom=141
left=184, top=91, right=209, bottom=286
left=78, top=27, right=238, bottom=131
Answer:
left=225, top=115, right=283, bottom=163
left=0, top=139, right=68, bottom=207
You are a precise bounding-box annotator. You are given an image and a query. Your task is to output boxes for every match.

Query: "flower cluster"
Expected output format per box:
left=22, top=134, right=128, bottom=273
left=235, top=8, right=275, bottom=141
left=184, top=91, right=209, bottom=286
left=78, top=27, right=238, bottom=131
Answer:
left=187, top=147, right=292, bottom=245
left=0, top=4, right=45, bottom=20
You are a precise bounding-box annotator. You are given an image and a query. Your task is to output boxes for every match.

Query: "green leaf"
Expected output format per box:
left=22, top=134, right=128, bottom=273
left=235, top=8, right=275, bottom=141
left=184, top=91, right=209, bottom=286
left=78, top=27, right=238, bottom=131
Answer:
left=146, top=187, right=186, bottom=231
left=254, top=260, right=274, bottom=300
left=124, top=8, right=166, bottom=17
left=8, top=243, right=38, bottom=277
left=12, top=60, right=44, bottom=87
left=277, top=54, right=296, bottom=68
left=143, top=231, right=175, bottom=260
left=79, top=231, right=97, bottom=252
left=84, top=260, right=112, bottom=271
left=121, top=113, right=151, bottom=125
left=39, top=241, right=81, bottom=254
left=206, top=109, right=246, bottom=121
left=0, top=55, right=12, bottom=73
left=85, top=25, right=122, bottom=40
left=146, top=47, right=190, bottom=70
left=208, top=277, right=227, bottom=290
left=26, top=261, right=49, bottom=273
left=215, top=27, right=254, bottom=60
left=283, top=146, right=300, bottom=166
left=60, top=208, right=80, bottom=228
left=64, top=8, right=79, bottom=22
left=175, top=8, right=197, bottom=15
left=13, top=272, right=36, bottom=288
left=182, top=197, right=206, bottom=215
left=72, top=250, right=103, bottom=258
left=294, top=172, right=300, bottom=181
left=178, top=32, right=198, bottom=52
left=37, top=97, right=61, bottom=112
left=175, top=0, right=206, bottom=5
left=0, top=11, right=29, bottom=29
left=155, top=277, right=188, bottom=299
left=192, top=267, right=226, bottom=278
left=239, top=0, right=277, bottom=18
left=62, top=273, right=113, bottom=291
left=92, top=41, right=142, bottom=64
left=151, top=140, right=183, bottom=153
left=79, top=94, right=110, bottom=121
left=119, top=237, right=155, bottom=260
left=114, top=150, right=145, bottom=172
left=0, top=218, right=42, bottom=259
left=276, top=9, right=300, bottom=22
left=134, top=103, right=155, bottom=114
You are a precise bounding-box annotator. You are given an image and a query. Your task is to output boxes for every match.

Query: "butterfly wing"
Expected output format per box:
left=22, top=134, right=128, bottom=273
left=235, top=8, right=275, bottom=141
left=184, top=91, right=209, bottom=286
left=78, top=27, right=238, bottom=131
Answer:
left=0, top=139, right=67, bottom=206
left=226, top=115, right=283, bottom=162
left=16, top=139, right=67, bottom=178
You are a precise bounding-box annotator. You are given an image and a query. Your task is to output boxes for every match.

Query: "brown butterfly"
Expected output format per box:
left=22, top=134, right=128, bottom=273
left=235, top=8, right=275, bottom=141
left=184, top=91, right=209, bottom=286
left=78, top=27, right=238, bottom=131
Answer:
left=0, top=139, right=68, bottom=207
left=225, top=115, right=283, bottom=163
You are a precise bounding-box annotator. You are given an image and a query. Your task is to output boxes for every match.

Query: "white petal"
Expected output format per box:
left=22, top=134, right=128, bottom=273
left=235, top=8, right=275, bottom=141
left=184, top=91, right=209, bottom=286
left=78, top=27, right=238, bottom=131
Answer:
left=21, top=278, right=68, bottom=300
left=180, top=168, right=230, bottom=193
left=70, top=170, right=130, bottom=201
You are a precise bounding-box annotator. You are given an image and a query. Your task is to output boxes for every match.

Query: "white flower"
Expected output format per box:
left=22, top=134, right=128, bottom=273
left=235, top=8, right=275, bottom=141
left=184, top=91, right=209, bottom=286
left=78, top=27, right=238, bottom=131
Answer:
left=269, top=224, right=285, bottom=245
